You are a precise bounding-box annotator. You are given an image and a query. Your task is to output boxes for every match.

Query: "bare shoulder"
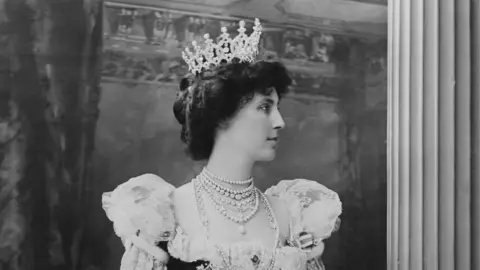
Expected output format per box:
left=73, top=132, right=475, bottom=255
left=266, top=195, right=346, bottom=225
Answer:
left=173, top=181, right=195, bottom=199
left=172, top=182, right=201, bottom=232
left=172, top=181, right=196, bottom=212
left=264, top=193, right=290, bottom=237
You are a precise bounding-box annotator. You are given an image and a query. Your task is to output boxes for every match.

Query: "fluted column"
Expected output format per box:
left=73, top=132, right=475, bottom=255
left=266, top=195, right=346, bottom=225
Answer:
left=387, top=0, right=480, bottom=270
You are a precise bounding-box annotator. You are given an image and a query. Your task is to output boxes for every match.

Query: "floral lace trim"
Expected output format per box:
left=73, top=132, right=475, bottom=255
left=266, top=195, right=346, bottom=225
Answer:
left=168, top=226, right=308, bottom=270
left=265, top=179, right=342, bottom=242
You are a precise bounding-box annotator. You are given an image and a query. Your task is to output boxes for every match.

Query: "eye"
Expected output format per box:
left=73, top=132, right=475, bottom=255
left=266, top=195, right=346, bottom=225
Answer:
left=259, top=104, right=271, bottom=113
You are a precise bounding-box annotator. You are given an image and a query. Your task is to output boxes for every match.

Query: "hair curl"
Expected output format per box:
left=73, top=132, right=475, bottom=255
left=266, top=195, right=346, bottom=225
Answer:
left=173, top=59, right=292, bottom=161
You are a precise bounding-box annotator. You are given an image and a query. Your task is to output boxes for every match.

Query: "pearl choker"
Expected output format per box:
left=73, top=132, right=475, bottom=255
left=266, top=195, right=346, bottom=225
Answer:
left=203, top=167, right=254, bottom=186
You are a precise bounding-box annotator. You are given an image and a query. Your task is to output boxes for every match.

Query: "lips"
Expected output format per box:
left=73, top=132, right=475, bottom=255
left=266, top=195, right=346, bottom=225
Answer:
left=267, top=137, right=278, bottom=141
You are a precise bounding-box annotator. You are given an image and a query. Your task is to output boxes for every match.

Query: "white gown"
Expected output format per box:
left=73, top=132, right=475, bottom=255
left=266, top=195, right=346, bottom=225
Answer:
left=102, top=174, right=342, bottom=270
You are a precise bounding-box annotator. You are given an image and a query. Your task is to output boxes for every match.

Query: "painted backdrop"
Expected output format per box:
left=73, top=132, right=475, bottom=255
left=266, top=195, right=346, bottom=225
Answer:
left=94, top=3, right=388, bottom=270
left=0, top=1, right=387, bottom=270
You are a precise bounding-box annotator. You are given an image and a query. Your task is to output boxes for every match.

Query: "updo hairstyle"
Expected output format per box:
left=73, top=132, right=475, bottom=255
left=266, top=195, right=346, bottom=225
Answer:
left=173, top=59, right=292, bottom=160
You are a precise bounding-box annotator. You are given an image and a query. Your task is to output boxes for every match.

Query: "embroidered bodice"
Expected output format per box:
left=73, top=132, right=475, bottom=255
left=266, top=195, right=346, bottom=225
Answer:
left=102, top=174, right=342, bottom=270
left=168, top=226, right=306, bottom=269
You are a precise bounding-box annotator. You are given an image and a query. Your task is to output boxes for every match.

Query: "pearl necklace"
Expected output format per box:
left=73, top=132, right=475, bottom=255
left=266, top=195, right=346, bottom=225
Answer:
left=203, top=167, right=254, bottom=185
left=192, top=175, right=280, bottom=270
left=197, top=173, right=259, bottom=234
left=201, top=182, right=256, bottom=212
left=201, top=172, right=254, bottom=201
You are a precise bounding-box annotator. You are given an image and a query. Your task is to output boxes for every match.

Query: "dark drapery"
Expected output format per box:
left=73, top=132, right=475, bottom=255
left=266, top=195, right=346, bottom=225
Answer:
left=0, top=0, right=103, bottom=269
left=387, top=0, right=480, bottom=269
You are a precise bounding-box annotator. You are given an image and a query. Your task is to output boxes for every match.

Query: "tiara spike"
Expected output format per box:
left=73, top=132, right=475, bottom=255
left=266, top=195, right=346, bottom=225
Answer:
left=182, top=18, right=263, bottom=75
left=238, top=20, right=246, bottom=34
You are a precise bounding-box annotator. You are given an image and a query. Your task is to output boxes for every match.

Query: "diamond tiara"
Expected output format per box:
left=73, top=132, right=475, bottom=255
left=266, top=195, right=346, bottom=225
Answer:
left=181, top=18, right=263, bottom=75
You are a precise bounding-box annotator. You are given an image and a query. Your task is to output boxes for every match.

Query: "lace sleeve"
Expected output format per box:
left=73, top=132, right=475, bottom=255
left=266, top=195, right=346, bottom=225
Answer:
left=102, top=174, right=177, bottom=269
left=266, top=179, right=342, bottom=259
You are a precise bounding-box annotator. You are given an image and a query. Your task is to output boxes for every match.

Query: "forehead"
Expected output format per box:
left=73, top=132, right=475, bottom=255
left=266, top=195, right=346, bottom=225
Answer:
left=251, top=88, right=279, bottom=103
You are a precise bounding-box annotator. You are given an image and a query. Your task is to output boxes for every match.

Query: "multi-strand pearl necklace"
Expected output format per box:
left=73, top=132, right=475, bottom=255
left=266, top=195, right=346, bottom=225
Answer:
left=193, top=169, right=280, bottom=270
left=200, top=180, right=256, bottom=213
left=196, top=168, right=259, bottom=235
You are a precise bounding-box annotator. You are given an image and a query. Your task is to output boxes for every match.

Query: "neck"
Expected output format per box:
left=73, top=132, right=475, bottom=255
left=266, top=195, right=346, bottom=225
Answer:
left=205, top=142, right=254, bottom=190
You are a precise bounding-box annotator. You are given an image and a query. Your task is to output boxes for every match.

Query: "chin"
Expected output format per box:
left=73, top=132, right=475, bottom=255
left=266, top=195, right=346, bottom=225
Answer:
left=255, top=149, right=277, bottom=162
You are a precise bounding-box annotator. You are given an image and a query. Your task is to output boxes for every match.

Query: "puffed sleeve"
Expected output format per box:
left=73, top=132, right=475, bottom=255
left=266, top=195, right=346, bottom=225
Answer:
left=265, top=179, right=342, bottom=259
left=102, top=174, right=177, bottom=269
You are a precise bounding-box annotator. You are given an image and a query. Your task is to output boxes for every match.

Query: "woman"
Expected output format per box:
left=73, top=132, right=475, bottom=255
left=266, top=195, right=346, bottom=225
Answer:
left=102, top=19, right=342, bottom=270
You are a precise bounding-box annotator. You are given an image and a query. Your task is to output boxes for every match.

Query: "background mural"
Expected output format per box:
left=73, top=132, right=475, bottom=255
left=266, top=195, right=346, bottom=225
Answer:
left=0, top=0, right=387, bottom=269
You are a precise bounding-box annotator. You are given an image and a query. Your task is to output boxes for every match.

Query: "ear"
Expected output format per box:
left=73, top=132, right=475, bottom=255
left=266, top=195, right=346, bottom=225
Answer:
left=216, top=119, right=231, bottom=133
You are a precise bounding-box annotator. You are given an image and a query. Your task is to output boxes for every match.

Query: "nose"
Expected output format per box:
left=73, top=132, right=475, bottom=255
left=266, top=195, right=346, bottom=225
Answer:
left=271, top=108, right=285, bottom=130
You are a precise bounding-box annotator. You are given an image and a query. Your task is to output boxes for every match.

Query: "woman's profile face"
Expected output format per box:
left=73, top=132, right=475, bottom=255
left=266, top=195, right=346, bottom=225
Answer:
left=220, top=89, right=285, bottom=162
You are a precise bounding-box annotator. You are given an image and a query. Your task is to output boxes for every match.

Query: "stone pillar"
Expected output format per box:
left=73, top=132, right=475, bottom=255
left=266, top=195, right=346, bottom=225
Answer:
left=387, top=0, right=480, bottom=270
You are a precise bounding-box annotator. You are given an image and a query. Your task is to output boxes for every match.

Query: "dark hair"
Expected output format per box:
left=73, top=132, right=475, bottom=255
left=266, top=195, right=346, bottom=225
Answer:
left=173, top=59, right=292, bottom=161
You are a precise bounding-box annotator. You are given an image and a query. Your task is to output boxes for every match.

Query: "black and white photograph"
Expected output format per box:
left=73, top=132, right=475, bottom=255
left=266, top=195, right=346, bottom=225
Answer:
left=0, top=0, right=478, bottom=270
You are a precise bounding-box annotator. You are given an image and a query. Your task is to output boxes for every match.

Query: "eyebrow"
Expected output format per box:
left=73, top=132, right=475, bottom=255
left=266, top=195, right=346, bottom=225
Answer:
left=261, top=97, right=278, bottom=105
